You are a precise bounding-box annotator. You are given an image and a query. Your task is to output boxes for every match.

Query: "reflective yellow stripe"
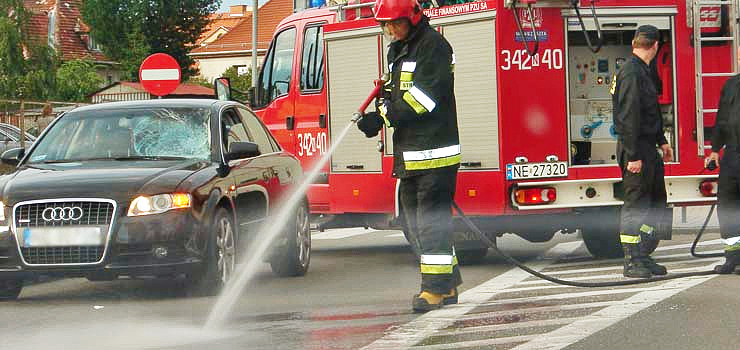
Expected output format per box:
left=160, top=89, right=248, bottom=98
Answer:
left=378, top=103, right=391, bottom=128
left=620, top=234, right=641, bottom=244
left=405, top=154, right=461, bottom=170
left=403, top=91, right=427, bottom=114
left=400, top=72, right=413, bottom=81
left=400, top=81, right=413, bottom=91
left=639, top=224, right=654, bottom=235
left=453, top=255, right=458, bottom=266
left=726, top=243, right=740, bottom=252
left=420, top=264, right=453, bottom=274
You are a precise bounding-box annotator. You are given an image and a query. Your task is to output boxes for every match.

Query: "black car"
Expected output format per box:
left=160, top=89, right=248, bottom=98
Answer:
left=0, top=99, right=310, bottom=300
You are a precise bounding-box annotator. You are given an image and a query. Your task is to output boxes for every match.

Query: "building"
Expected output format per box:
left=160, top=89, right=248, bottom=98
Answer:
left=189, top=0, right=294, bottom=82
left=23, top=0, right=122, bottom=85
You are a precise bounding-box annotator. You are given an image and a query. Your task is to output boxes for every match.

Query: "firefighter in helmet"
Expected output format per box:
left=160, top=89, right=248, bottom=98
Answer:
left=706, top=46, right=740, bottom=274
left=611, top=25, right=673, bottom=278
left=356, top=0, right=462, bottom=312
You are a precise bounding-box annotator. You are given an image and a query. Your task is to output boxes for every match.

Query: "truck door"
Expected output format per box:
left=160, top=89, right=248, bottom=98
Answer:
left=254, top=27, right=298, bottom=155
left=293, top=22, right=330, bottom=177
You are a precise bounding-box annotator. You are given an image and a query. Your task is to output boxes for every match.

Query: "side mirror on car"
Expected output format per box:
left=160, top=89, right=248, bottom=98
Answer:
left=214, top=77, right=232, bottom=101
left=225, top=141, right=260, bottom=162
left=1, top=148, right=25, bottom=166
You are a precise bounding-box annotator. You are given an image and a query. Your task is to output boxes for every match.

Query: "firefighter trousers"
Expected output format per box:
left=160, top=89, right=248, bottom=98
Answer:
left=399, top=167, right=462, bottom=294
left=618, top=146, right=668, bottom=245
left=718, top=150, right=740, bottom=249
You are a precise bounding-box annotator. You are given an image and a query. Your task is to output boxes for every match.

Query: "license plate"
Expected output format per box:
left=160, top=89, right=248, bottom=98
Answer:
left=21, top=227, right=104, bottom=247
left=506, top=161, right=568, bottom=180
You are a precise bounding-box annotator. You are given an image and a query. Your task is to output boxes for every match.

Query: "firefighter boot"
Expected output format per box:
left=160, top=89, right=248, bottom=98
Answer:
left=442, top=287, right=458, bottom=305
left=622, top=243, right=652, bottom=278
left=412, top=291, right=444, bottom=313
left=714, top=249, right=740, bottom=274
left=639, top=240, right=667, bottom=276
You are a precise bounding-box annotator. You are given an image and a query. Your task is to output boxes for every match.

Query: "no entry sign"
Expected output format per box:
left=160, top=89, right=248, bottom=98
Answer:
left=139, top=53, right=181, bottom=96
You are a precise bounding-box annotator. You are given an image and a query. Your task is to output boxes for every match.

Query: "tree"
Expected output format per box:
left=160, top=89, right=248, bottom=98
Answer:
left=221, top=66, right=253, bottom=93
left=55, top=59, right=105, bottom=102
left=0, top=0, right=58, bottom=100
left=82, top=0, right=220, bottom=81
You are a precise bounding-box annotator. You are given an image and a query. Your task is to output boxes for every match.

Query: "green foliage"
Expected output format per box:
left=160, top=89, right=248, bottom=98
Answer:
left=0, top=1, right=58, bottom=100
left=55, top=59, right=105, bottom=102
left=82, top=0, right=221, bottom=81
left=221, top=66, right=253, bottom=93
left=186, top=75, right=214, bottom=89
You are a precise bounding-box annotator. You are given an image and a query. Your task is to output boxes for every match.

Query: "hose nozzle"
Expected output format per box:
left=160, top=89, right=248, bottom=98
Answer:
left=350, top=112, right=363, bottom=123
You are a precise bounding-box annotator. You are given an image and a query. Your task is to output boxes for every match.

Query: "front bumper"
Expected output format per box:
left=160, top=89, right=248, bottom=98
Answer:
left=0, top=210, right=206, bottom=279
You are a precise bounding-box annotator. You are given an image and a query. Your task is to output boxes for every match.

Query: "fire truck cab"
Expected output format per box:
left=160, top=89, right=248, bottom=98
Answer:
left=245, top=0, right=736, bottom=264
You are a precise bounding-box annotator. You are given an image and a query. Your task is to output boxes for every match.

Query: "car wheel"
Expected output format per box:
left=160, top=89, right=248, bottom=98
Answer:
left=187, top=207, right=236, bottom=295
left=270, top=200, right=311, bottom=277
left=0, top=278, right=23, bottom=301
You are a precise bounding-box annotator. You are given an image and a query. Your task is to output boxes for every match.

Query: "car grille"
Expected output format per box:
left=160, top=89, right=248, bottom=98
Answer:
left=15, top=201, right=114, bottom=228
left=21, top=246, right=104, bottom=264
left=14, top=201, right=114, bottom=265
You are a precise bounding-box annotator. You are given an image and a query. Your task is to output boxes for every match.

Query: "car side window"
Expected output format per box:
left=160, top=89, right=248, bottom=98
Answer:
left=237, top=107, right=276, bottom=154
left=300, top=24, right=325, bottom=92
left=0, top=130, right=13, bottom=142
left=222, top=108, right=250, bottom=156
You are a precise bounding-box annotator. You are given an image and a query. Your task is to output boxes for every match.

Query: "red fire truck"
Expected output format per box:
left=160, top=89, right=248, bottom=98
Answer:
left=244, top=0, right=736, bottom=263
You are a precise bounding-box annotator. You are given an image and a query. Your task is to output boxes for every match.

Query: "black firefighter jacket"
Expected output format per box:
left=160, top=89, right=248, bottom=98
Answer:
left=381, top=16, right=460, bottom=178
left=611, top=54, right=668, bottom=163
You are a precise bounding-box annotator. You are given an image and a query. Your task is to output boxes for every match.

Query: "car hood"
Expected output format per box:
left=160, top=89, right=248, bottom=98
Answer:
left=0, top=160, right=211, bottom=206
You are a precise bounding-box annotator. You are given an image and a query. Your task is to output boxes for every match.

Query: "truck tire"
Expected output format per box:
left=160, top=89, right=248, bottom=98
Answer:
left=581, top=208, right=623, bottom=259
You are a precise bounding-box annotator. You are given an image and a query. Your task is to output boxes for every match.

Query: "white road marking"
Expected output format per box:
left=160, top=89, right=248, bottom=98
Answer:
left=360, top=242, right=583, bottom=350
left=312, top=227, right=380, bottom=240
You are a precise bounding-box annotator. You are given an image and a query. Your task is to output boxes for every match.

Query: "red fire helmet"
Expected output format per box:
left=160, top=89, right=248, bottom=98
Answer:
left=373, top=0, right=422, bottom=26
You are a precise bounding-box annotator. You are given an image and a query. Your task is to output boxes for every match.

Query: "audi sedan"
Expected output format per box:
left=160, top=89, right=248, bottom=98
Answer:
left=0, top=99, right=310, bottom=300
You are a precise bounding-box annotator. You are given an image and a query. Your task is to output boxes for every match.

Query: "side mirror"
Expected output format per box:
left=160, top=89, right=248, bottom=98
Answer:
left=214, top=77, right=232, bottom=101
left=1, top=148, right=25, bottom=166
left=247, top=86, right=257, bottom=107
left=225, top=141, right=260, bottom=162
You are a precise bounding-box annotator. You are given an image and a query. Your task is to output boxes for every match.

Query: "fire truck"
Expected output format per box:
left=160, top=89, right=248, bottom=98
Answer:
left=243, top=0, right=737, bottom=264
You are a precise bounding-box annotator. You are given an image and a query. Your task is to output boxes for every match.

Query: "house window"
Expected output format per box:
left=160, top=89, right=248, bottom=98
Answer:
left=88, top=33, right=102, bottom=51
left=47, top=11, right=56, bottom=48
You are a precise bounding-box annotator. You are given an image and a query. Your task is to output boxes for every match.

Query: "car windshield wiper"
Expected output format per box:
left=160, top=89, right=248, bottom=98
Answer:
left=112, top=155, right=189, bottom=161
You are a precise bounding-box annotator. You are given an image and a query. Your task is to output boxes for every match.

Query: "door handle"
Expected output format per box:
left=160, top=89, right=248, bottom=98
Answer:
left=319, top=114, right=327, bottom=129
left=286, top=116, right=295, bottom=130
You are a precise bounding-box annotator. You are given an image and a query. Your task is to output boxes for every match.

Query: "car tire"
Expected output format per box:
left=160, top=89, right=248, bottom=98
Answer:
left=581, top=207, right=623, bottom=259
left=187, top=207, right=237, bottom=295
left=0, top=278, right=23, bottom=301
left=270, top=200, right=311, bottom=277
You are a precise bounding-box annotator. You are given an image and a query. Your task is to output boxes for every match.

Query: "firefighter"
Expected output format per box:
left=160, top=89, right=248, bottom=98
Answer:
left=356, top=0, right=462, bottom=312
left=706, top=46, right=740, bottom=274
left=611, top=25, right=673, bottom=278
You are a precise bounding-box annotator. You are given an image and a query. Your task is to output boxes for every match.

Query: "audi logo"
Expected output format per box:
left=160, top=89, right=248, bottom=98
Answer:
left=41, top=207, right=84, bottom=222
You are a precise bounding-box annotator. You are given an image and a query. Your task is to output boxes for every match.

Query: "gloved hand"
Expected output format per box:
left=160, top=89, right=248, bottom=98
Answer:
left=357, top=111, right=383, bottom=138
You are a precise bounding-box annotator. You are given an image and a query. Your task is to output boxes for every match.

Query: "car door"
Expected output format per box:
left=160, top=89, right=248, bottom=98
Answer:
left=220, top=107, right=271, bottom=239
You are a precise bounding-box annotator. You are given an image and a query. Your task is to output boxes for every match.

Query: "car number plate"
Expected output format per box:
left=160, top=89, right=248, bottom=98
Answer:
left=21, top=227, right=104, bottom=247
left=506, top=161, right=568, bottom=180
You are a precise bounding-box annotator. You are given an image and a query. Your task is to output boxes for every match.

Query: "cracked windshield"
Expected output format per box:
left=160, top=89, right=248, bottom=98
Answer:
left=0, top=0, right=737, bottom=349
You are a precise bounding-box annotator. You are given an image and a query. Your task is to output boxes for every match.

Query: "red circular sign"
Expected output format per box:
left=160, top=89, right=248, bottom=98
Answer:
left=138, top=53, right=181, bottom=97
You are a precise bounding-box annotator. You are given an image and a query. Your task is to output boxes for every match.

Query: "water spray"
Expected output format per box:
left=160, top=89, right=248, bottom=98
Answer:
left=204, top=79, right=386, bottom=329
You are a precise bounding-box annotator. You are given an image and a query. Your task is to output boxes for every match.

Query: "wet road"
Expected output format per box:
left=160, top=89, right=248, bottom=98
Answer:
left=1, top=226, right=738, bottom=350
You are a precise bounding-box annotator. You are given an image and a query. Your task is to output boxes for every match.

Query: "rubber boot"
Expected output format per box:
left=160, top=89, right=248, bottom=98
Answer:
left=640, top=239, right=667, bottom=276
left=412, top=291, right=444, bottom=313
left=714, top=249, right=740, bottom=274
left=622, top=243, right=652, bottom=278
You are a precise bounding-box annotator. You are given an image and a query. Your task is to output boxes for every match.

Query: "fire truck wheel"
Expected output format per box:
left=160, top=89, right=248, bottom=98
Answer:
left=581, top=208, right=622, bottom=259
left=270, top=200, right=311, bottom=277
left=456, top=248, right=488, bottom=265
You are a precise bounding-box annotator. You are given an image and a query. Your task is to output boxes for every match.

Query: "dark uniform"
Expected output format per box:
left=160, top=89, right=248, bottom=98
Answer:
left=710, top=74, right=740, bottom=273
left=611, top=26, right=670, bottom=278
left=358, top=15, right=462, bottom=295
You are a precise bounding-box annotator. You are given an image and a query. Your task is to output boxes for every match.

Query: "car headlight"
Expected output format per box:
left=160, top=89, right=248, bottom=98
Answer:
left=127, top=193, right=191, bottom=216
